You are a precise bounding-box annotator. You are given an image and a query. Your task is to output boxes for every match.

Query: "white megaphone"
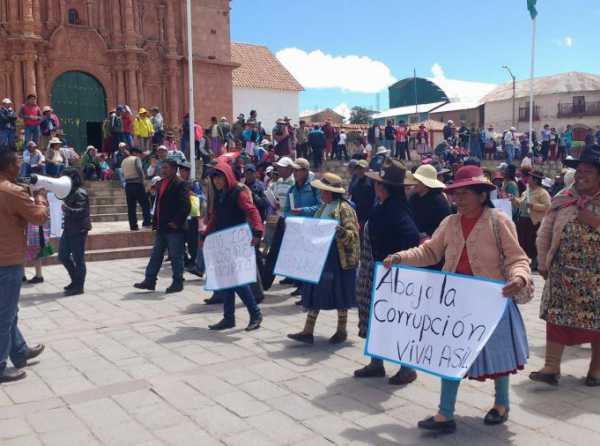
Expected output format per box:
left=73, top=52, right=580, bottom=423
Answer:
left=22, top=174, right=72, bottom=200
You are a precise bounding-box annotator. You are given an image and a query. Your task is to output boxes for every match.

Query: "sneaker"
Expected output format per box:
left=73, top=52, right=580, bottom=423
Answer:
left=27, top=276, right=44, bottom=284
left=209, top=319, right=235, bottom=331
left=134, top=281, right=156, bottom=291
left=0, top=368, right=26, bottom=383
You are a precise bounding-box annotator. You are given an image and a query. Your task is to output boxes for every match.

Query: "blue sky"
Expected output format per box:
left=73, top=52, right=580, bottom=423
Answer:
left=230, top=0, right=600, bottom=115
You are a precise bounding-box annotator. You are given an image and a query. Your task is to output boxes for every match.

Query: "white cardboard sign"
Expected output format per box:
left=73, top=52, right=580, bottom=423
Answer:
left=366, top=264, right=508, bottom=380
left=274, top=216, right=337, bottom=284
left=492, top=199, right=513, bottom=219
left=203, top=224, right=256, bottom=291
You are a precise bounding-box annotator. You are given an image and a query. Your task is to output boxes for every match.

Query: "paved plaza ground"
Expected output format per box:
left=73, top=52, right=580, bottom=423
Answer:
left=2, top=259, right=599, bottom=445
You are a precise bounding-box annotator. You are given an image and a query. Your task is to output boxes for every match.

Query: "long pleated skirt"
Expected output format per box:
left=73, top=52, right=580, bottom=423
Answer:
left=467, top=299, right=529, bottom=381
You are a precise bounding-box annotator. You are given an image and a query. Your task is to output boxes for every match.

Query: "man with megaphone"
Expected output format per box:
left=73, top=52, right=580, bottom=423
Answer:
left=0, top=151, right=48, bottom=383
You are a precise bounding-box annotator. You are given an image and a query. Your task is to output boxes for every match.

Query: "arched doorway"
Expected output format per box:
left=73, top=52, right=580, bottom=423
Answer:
left=51, top=71, right=107, bottom=152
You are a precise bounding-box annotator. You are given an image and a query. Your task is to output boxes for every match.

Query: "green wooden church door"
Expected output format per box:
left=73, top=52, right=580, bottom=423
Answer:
left=51, top=71, right=107, bottom=152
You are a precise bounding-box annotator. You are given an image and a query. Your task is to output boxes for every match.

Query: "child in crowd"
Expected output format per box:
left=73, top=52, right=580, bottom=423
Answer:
left=99, top=154, right=112, bottom=181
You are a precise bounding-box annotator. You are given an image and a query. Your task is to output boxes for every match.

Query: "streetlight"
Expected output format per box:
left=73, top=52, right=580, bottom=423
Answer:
left=502, top=65, right=516, bottom=128
left=186, top=0, right=196, bottom=179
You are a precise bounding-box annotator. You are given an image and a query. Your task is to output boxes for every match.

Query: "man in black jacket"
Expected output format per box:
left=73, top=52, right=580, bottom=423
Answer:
left=134, top=159, right=190, bottom=293
left=348, top=160, right=375, bottom=230
left=59, top=168, right=92, bottom=296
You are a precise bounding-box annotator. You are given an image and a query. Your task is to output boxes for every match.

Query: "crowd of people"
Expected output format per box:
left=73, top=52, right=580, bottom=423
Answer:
left=1, top=100, right=599, bottom=436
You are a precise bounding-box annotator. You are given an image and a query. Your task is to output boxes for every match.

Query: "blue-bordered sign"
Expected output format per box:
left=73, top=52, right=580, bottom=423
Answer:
left=273, top=216, right=337, bottom=284
left=365, top=263, right=508, bottom=381
left=203, top=223, right=257, bottom=291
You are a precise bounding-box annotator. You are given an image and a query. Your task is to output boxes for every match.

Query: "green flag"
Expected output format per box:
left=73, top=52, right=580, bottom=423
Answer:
left=527, top=0, right=538, bottom=19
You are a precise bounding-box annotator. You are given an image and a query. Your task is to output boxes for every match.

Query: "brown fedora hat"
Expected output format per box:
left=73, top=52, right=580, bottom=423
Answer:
left=365, top=159, right=407, bottom=186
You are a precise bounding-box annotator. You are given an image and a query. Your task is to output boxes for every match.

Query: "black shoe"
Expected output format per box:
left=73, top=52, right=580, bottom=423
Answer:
left=287, top=332, right=314, bottom=344
left=354, top=365, right=386, bottom=378
left=246, top=315, right=263, bottom=331
left=389, top=368, right=417, bottom=386
left=165, top=283, right=183, bottom=294
left=13, top=344, right=45, bottom=368
left=291, top=288, right=302, bottom=296
left=142, top=222, right=152, bottom=228
left=209, top=319, right=235, bottom=331
left=186, top=268, right=204, bottom=278
left=22, top=276, right=27, bottom=283
left=131, top=227, right=140, bottom=231
left=585, top=375, right=600, bottom=387
left=134, top=281, right=156, bottom=291
left=204, top=294, right=224, bottom=305
left=417, top=416, right=456, bottom=434
left=529, top=371, right=560, bottom=386
left=484, top=408, right=509, bottom=426
left=27, top=276, right=44, bottom=284
left=294, top=299, right=303, bottom=306
left=280, top=277, right=294, bottom=285
left=0, top=368, right=26, bottom=383
left=329, top=331, right=347, bottom=345
left=64, top=288, right=84, bottom=296
left=64, top=283, right=74, bottom=291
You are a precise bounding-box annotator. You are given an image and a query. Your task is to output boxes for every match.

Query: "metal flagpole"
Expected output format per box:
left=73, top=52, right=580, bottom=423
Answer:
left=186, top=0, right=196, bottom=179
left=528, top=17, right=536, bottom=153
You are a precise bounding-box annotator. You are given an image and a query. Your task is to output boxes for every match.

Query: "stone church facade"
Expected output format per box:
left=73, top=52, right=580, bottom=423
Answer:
left=0, top=0, right=236, bottom=148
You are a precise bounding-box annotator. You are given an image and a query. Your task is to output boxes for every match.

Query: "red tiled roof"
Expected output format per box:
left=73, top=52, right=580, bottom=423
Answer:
left=231, top=43, right=304, bottom=92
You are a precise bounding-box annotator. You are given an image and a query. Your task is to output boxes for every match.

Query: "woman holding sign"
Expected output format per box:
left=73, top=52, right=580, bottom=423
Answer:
left=532, top=145, right=600, bottom=387
left=355, top=160, right=421, bottom=385
left=384, top=165, right=532, bottom=434
left=287, top=173, right=360, bottom=345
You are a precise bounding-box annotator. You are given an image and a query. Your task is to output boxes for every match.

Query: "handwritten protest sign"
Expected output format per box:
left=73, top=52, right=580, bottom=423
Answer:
left=203, top=224, right=256, bottom=291
left=492, top=199, right=513, bottom=219
left=366, top=264, right=507, bottom=380
left=47, top=192, right=63, bottom=238
left=274, top=216, right=337, bottom=284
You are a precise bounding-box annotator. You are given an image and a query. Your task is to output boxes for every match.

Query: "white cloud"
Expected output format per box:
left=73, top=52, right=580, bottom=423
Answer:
left=333, top=103, right=351, bottom=119
left=556, top=36, right=574, bottom=47
left=431, top=63, right=446, bottom=79
left=276, top=48, right=396, bottom=93
left=564, top=36, right=573, bottom=47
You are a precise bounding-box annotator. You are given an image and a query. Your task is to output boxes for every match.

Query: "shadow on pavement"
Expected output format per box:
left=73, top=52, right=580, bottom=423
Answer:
left=157, top=326, right=243, bottom=344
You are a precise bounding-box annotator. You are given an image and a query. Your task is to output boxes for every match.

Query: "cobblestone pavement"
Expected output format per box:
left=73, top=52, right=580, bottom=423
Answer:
left=2, top=259, right=598, bottom=445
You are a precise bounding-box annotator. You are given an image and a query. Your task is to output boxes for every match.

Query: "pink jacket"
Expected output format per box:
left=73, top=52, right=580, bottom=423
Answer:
left=396, top=208, right=531, bottom=285
left=536, top=187, right=600, bottom=271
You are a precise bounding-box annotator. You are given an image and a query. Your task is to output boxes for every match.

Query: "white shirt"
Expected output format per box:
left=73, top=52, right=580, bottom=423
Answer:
left=338, top=133, right=347, bottom=145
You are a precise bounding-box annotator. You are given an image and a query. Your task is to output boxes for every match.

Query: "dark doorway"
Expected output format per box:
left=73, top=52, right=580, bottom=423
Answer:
left=86, top=122, right=103, bottom=149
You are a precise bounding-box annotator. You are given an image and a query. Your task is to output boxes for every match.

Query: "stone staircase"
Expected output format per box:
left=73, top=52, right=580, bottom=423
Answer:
left=37, top=180, right=154, bottom=266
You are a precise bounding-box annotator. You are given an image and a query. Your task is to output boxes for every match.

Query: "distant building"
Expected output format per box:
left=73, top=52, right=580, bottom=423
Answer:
left=300, top=108, right=345, bottom=125
left=231, top=43, right=303, bottom=131
left=372, top=102, right=446, bottom=125
left=429, top=101, right=485, bottom=129
left=483, top=71, right=600, bottom=140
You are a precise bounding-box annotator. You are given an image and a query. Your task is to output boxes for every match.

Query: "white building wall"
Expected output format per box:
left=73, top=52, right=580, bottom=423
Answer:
left=485, top=91, right=600, bottom=134
left=233, top=87, right=299, bottom=132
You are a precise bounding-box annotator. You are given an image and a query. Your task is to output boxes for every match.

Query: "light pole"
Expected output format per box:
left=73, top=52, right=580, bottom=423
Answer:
left=186, top=0, right=196, bottom=179
left=502, top=65, right=516, bottom=129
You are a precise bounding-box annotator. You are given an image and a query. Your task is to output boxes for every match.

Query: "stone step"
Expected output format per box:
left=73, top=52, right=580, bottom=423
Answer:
left=90, top=204, right=129, bottom=214
left=40, top=246, right=153, bottom=266
left=91, top=196, right=128, bottom=206
left=91, top=212, right=142, bottom=223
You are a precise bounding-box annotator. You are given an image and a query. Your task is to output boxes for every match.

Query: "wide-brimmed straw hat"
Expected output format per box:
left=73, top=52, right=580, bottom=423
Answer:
left=311, top=173, right=346, bottom=194
left=375, top=146, right=390, bottom=156
left=49, top=137, right=62, bottom=145
left=445, top=166, right=496, bottom=192
left=410, top=164, right=446, bottom=189
left=365, top=159, right=407, bottom=186
left=563, top=144, right=600, bottom=169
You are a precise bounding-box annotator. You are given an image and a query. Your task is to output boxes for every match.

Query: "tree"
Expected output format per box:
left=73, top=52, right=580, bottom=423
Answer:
left=349, top=106, right=375, bottom=125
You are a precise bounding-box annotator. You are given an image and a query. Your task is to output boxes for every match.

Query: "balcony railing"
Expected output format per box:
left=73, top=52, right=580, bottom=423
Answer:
left=557, top=101, right=600, bottom=118
left=518, top=105, right=540, bottom=122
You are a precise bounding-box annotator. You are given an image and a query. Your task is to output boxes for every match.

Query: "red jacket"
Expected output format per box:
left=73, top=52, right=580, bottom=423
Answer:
left=203, top=161, right=263, bottom=238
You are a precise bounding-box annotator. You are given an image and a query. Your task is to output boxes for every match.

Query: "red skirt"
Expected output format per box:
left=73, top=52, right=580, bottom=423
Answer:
left=547, top=323, right=600, bottom=346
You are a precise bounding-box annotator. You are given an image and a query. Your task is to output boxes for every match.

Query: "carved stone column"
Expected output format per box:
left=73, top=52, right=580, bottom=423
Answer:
left=123, top=0, right=136, bottom=46
left=11, top=57, right=23, bottom=107
left=86, top=0, right=94, bottom=28
left=36, top=58, right=48, bottom=106
left=23, top=54, right=37, bottom=98
left=116, top=69, right=126, bottom=105
left=167, top=59, right=179, bottom=125
left=126, top=65, right=138, bottom=108
left=165, top=1, right=177, bottom=54
left=136, top=69, right=144, bottom=108
left=111, top=0, right=122, bottom=44
left=22, top=0, right=35, bottom=35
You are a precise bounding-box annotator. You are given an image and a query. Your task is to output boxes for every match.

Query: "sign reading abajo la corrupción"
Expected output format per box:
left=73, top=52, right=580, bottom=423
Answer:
left=366, top=264, right=508, bottom=380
